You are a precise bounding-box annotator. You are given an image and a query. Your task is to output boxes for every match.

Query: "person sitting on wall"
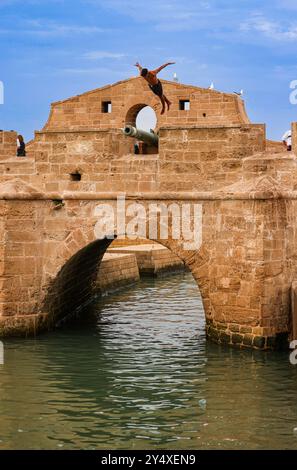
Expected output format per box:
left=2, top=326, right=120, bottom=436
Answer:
left=134, top=61, right=175, bottom=115
left=16, top=135, right=26, bottom=156
left=282, top=129, right=292, bottom=151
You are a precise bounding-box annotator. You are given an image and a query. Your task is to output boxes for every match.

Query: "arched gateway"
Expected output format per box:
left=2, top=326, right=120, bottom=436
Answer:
left=0, top=76, right=296, bottom=350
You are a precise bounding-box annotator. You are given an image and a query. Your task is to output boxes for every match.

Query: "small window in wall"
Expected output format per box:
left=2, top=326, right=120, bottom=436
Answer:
left=70, top=171, right=81, bottom=181
left=179, top=100, right=190, bottom=111
left=102, top=101, right=112, bottom=113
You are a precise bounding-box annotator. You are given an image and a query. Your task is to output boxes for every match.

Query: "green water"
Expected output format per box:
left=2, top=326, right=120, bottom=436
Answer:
left=0, top=272, right=297, bottom=450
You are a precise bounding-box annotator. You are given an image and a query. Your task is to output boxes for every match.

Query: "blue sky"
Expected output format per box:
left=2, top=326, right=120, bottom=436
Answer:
left=0, top=0, right=297, bottom=140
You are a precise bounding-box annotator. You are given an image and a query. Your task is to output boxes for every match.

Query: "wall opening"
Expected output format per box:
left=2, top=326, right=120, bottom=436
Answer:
left=136, top=106, right=157, bottom=132
left=70, top=171, right=82, bottom=181
left=102, top=101, right=112, bottom=113
left=125, top=104, right=158, bottom=155
left=179, top=100, right=190, bottom=111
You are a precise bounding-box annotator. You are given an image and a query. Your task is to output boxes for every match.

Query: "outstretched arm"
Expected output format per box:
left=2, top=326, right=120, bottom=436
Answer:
left=134, top=62, right=143, bottom=74
left=152, top=62, right=175, bottom=74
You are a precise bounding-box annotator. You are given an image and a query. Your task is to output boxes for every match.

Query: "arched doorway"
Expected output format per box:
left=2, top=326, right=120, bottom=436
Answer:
left=125, top=104, right=158, bottom=155
left=136, top=106, right=157, bottom=132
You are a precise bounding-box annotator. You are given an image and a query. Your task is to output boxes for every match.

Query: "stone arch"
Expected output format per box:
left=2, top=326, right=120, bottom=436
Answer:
left=41, top=218, right=210, bottom=329
left=126, top=103, right=149, bottom=127
left=136, top=106, right=157, bottom=132
left=124, top=103, right=159, bottom=154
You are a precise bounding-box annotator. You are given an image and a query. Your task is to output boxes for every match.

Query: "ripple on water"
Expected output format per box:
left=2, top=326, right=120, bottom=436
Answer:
left=0, top=273, right=297, bottom=450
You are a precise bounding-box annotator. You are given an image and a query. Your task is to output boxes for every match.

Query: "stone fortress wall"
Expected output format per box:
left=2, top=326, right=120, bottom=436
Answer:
left=0, top=76, right=297, bottom=350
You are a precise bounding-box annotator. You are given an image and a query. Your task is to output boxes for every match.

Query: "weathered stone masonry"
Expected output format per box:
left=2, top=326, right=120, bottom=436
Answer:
left=0, top=76, right=297, bottom=349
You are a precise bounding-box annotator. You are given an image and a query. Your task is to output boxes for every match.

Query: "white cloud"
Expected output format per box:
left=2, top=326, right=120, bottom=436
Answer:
left=240, top=14, right=297, bottom=41
left=54, top=67, right=131, bottom=77
left=0, top=18, right=111, bottom=36
left=26, top=22, right=109, bottom=36
left=59, top=67, right=114, bottom=74
left=87, top=0, right=297, bottom=42
left=88, top=0, right=215, bottom=32
left=84, top=51, right=126, bottom=60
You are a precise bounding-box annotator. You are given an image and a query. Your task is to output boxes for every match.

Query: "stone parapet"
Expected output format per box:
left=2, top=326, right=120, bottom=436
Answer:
left=43, top=77, right=249, bottom=133
left=0, top=131, right=17, bottom=161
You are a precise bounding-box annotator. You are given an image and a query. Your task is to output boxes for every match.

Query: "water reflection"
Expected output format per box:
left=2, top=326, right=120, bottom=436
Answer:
left=0, top=273, right=297, bottom=449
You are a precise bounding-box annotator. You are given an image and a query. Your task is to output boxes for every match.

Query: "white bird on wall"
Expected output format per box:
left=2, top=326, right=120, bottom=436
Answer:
left=234, top=89, right=244, bottom=96
left=173, top=72, right=179, bottom=82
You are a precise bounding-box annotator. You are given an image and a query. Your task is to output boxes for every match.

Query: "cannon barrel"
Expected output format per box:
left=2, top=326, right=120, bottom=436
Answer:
left=122, top=125, right=158, bottom=147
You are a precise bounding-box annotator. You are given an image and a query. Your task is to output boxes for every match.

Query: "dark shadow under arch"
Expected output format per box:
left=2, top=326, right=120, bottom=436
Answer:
left=43, top=238, right=114, bottom=327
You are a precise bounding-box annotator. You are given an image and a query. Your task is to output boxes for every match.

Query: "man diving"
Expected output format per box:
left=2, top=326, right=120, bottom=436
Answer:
left=134, top=61, right=175, bottom=115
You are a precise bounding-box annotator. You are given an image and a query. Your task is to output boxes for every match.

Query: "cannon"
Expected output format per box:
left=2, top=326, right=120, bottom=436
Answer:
left=122, top=125, right=158, bottom=147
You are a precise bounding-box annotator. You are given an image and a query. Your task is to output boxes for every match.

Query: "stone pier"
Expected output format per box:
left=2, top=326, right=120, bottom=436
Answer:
left=96, top=252, right=139, bottom=294
left=108, top=244, right=185, bottom=276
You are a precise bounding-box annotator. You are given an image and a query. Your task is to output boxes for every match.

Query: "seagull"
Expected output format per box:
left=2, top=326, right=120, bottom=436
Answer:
left=234, top=89, right=244, bottom=96
left=208, top=82, right=214, bottom=90
left=173, top=72, right=179, bottom=82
